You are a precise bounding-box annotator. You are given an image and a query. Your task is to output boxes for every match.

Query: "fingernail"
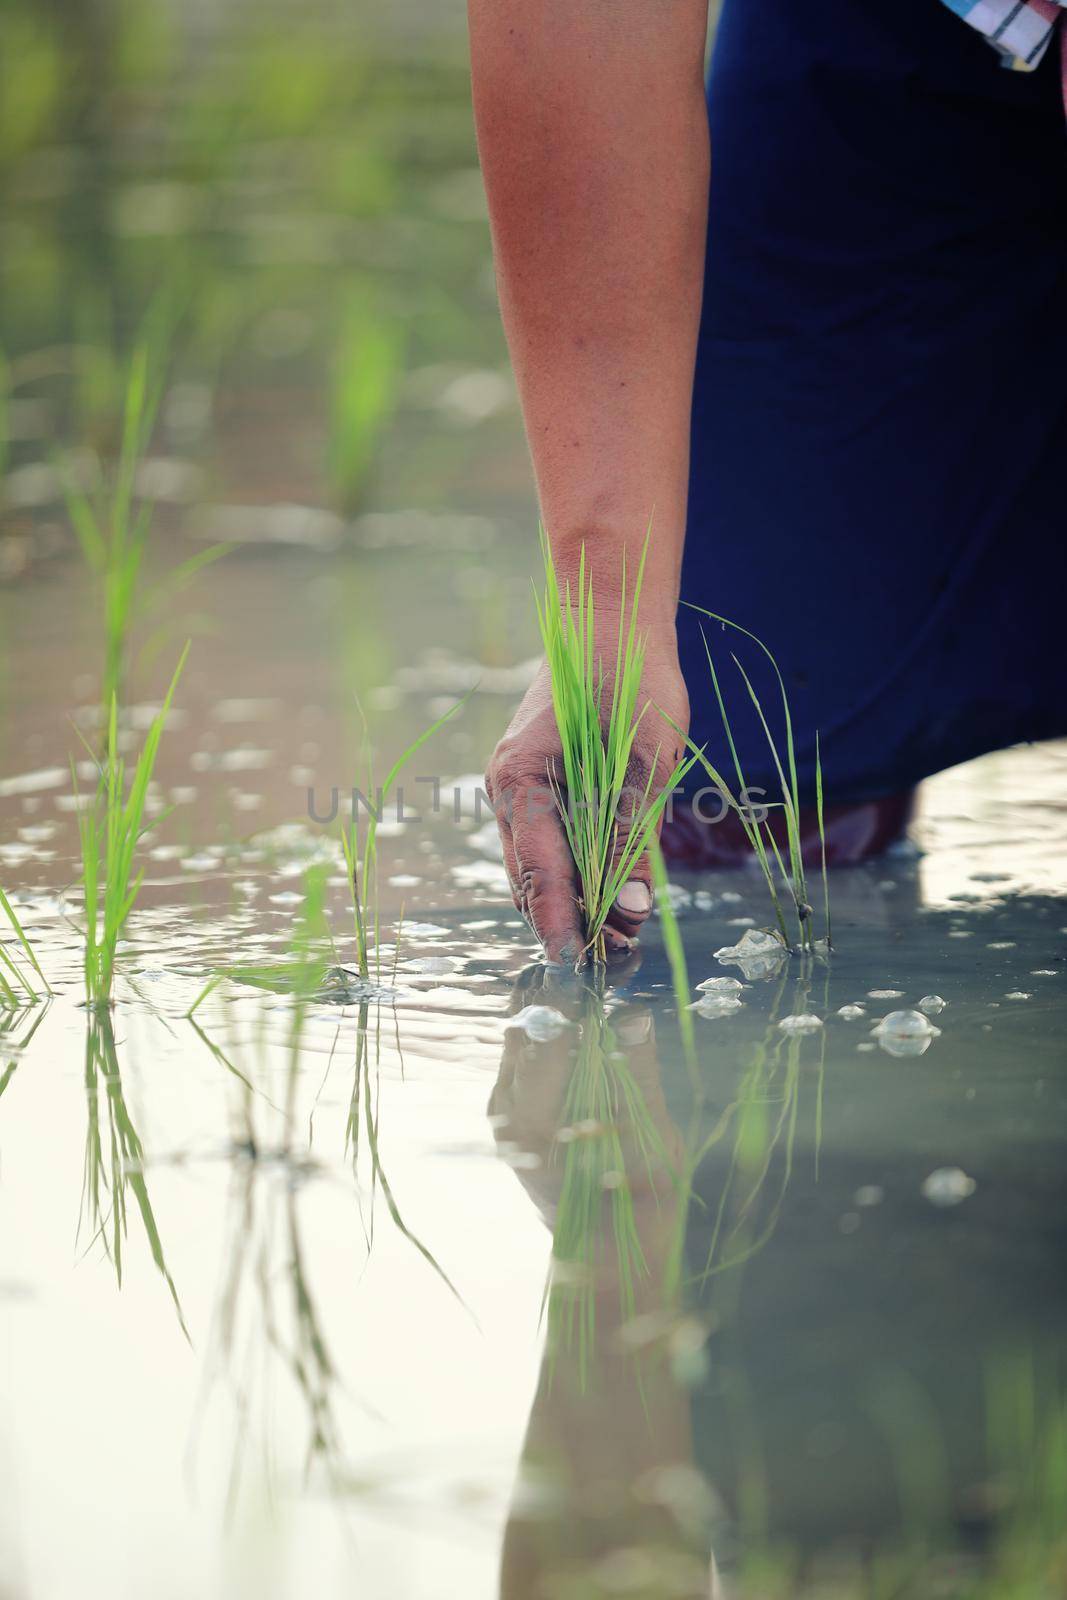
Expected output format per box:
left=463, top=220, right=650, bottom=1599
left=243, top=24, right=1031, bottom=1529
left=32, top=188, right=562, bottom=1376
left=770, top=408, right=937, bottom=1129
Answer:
left=615, top=880, right=652, bottom=916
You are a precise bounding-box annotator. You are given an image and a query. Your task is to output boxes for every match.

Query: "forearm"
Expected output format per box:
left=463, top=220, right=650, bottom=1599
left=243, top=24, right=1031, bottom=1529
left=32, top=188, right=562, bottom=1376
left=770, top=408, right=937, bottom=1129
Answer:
left=469, top=0, right=710, bottom=626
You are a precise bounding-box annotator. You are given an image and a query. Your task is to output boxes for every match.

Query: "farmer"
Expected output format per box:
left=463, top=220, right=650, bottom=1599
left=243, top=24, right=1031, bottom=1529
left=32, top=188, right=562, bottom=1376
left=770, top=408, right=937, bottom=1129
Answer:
left=472, top=0, right=1067, bottom=965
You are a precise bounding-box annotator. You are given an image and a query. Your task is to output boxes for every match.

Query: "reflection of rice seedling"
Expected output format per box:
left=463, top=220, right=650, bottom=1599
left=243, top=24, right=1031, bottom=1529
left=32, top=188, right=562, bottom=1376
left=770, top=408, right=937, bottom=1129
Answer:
left=696, top=975, right=827, bottom=1286
left=536, top=534, right=697, bottom=966
left=681, top=608, right=830, bottom=953
left=345, top=996, right=466, bottom=1306
left=79, top=1009, right=187, bottom=1334
left=77, top=645, right=187, bottom=1007
left=341, top=698, right=466, bottom=982
left=548, top=993, right=677, bottom=1384
left=0, top=885, right=52, bottom=1006
left=0, top=1003, right=48, bottom=1102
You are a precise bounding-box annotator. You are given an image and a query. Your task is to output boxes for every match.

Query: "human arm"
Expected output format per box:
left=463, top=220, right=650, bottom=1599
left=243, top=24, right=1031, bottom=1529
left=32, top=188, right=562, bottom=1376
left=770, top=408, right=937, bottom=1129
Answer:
left=471, top=0, right=711, bottom=960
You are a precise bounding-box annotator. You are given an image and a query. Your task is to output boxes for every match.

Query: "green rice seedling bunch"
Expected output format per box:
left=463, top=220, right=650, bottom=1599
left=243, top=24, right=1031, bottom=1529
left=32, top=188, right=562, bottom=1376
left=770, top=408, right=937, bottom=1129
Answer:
left=77, top=645, right=188, bottom=1007
left=341, top=698, right=467, bottom=982
left=535, top=533, right=698, bottom=966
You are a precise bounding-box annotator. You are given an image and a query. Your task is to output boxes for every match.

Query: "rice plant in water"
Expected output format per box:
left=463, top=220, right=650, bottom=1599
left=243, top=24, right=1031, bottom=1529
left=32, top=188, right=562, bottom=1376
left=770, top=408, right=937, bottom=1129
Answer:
left=77, top=645, right=188, bottom=1007
left=0, top=885, right=52, bottom=1007
left=341, top=697, right=467, bottom=983
left=535, top=533, right=698, bottom=966
left=682, top=607, right=831, bottom=953
left=62, top=337, right=227, bottom=717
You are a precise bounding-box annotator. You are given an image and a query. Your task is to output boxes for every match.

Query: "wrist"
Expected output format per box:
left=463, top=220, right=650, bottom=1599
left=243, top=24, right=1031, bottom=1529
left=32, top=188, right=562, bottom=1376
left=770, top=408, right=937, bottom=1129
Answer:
left=546, top=526, right=682, bottom=635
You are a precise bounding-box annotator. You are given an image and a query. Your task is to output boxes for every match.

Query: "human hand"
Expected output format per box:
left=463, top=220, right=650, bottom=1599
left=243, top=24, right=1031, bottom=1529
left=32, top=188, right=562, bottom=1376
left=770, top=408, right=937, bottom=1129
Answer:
left=485, top=614, right=689, bottom=964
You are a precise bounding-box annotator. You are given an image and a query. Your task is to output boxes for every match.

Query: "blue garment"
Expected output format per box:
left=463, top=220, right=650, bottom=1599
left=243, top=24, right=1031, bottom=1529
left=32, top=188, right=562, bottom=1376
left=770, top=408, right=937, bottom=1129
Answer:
left=680, top=0, right=1067, bottom=806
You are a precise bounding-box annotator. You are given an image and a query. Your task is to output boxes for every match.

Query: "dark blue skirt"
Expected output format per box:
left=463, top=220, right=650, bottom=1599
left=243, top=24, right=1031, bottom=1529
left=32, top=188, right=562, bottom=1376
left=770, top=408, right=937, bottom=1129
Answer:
left=680, top=0, right=1067, bottom=805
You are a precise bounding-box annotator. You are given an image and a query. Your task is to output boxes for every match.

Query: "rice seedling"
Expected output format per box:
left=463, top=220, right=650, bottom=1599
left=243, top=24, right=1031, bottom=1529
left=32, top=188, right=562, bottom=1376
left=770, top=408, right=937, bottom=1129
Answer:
left=535, top=532, right=699, bottom=966
left=76, top=643, right=188, bottom=1007
left=649, top=838, right=697, bottom=1086
left=681, top=606, right=831, bottom=953
left=60, top=335, right=228, bottom=717
left=0, top=884, right=53, bottom=1006
left=341, top=696, right=467, bottom=983
left=328, top=286, right=405, bottom=512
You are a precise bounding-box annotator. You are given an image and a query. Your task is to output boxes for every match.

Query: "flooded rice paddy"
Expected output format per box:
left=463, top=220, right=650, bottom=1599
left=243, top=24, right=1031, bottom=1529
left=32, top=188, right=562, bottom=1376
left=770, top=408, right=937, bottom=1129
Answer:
left=2, top=2, right=1066, bottom=1596
left=2, top=547, right=1065, bottom=1599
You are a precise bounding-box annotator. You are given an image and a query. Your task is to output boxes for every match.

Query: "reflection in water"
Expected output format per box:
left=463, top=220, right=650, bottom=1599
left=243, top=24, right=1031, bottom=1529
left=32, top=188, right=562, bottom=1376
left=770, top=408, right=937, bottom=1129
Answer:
left=492, top=975, right=720, bottom=1600
left=193, top=1014, right=345, bottom=1511
left=492, top=963, right=1067, bottom=1599
left=191, top=970, right=467, bottom=1513
left=80, top=1009, right=188, bottom=1335
left=0, top=1001, right=48, bottom=1101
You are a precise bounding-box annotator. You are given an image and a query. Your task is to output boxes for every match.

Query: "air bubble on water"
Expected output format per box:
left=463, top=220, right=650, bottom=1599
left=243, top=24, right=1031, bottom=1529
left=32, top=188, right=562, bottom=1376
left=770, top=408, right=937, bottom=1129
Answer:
left=696, top=976, right=745, bottom=995
left=857, top=1042, right=876, bottom=1052
left=918, top=995, right=947, bottom=1014
left=403, top=955, right=464, bottom=975
left=987, top=941, right=1016, bottom=950
left=714, top=928, right=788, bottom=980
left=778, top=1013, right=823, bottom=1035
left=726, top=916, right=756, bottom=927
left=719, top=891, right=743, bottom=904
left=948, top=930, right=973, bottom=939
left=921, top=1167, right=976, bottom=1207
left=837, top=1004, right=866, bottom=1020
left=402, top=922, right=450, bottom=938
left=871, top=1009, right=941, bottom=1057
left=868, top=989, right=904, bottom=999
left=507, top=1005, right=571, bottom=1042
left=1004, top=991, right=1031, bottom=1001
left=854, top=1185, right=884, bottom=1207
left=1030, top=969, right=1058, bottom=977
left=268, top=889, right=304, bottom=906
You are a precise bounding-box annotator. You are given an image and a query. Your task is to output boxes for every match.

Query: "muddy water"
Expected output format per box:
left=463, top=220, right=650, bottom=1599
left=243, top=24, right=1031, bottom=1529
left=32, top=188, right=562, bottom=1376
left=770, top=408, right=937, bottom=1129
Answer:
left=2, top=2, right=1067, bottom=1596
left=1, top=534, right=1065, bottom=1599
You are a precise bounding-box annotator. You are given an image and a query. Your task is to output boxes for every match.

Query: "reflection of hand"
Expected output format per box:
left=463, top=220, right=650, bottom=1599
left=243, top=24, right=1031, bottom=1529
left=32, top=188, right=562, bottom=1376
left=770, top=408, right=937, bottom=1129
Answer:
left=492, top=977, right=712, bottom=1597
left=490, top=970, right=684, bottom=1225
left=485, top=628, right=689, bottom=964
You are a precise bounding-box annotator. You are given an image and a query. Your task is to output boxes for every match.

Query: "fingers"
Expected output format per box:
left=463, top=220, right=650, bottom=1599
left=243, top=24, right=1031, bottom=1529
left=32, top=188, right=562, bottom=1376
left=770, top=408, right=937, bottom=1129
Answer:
left=604, top=856, right=654, bottom=941
left=510, top=782, right=584, bottom=965
left=488, top=760, right=584, bottom=962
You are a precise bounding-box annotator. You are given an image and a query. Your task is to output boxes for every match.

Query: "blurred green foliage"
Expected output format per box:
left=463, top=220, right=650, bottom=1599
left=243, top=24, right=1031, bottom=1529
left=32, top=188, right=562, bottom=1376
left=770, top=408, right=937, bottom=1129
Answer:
left=0, top=0, right=498, bottom=515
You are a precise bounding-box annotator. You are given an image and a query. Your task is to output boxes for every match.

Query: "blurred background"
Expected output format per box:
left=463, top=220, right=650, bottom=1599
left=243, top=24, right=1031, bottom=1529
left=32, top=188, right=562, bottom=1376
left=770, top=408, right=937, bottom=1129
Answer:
left=0, top=0, right=540, bottom=858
